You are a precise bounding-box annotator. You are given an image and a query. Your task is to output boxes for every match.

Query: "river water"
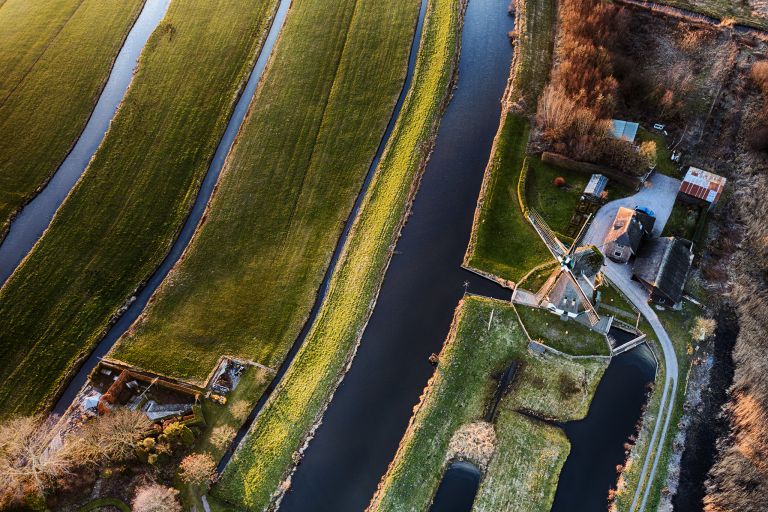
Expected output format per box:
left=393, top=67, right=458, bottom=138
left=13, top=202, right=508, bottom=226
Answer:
left=0, top=0, right=171, bottom=285
left=278, top=1, right=513, bottom=510
left=53, top=0, right=293, bottom=415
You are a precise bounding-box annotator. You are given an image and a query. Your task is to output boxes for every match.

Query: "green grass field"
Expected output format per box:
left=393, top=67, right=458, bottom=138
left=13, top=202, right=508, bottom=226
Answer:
left=0, top=0, right=279, bottom=416
left=111, top=0, right=421, bottom=383
left=526, top=156, right=589, bottom=235
left=368, top=296, right=607, bottom=511
left=464, top=114, right=550, bottom=283
left=516, top=305, right=611, bottom=356
left=0, top=0, right=145, bottom=235
left=214, top=0, right=463, bottom=507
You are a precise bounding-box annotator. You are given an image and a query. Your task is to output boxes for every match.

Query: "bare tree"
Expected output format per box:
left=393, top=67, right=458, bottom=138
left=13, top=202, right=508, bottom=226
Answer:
left=132, top=483, right=182, bottom=512
left=75, top=408, right=152, bottom=463
left=210, top=425, right=237, bottom=450
left=0, top=416, right=78, bottom=507
left=230, top=400, right=251, bottom=423
left=178, top=453, right=217, bottom=488
left=691, top=317, right=717, bottom=341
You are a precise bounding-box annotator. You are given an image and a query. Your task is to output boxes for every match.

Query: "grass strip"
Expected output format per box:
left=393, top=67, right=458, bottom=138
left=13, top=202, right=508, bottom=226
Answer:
left=213, top=0, right=463, bottom=507
left=77, top=497, right=130, bottom=512
left=0, top=0, right=279, bottom=416
left=111, top=0, right=421, bottom=382
left=504, top=0, right=557, bottom=111
left=367, top=296, right=606, bottom=511
left=0, top=0, right=145, bottom=235
left=464, top=114, right=550, bottom=283
left=647, top=0, right=768, bottom=30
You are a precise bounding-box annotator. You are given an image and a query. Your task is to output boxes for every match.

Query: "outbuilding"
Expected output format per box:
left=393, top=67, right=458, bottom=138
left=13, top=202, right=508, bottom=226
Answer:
left=632, top=237, right=693, bottom=307
left=678, top=167, right=726, bottom=210
left=611, top=119, right=640, bottom=144
left=583, top=174, right=608, bottom=199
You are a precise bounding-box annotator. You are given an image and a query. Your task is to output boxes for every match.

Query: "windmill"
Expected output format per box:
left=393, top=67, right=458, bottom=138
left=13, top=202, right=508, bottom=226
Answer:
left=527, top=209, right=602, bottom=327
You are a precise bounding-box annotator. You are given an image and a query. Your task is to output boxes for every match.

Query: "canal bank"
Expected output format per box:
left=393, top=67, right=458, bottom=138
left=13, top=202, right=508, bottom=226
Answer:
left=0, top=0, right=171, bottom=285
left=276, top=1, right=514, bottom=510
left=52, top=0, right=293, bottom=414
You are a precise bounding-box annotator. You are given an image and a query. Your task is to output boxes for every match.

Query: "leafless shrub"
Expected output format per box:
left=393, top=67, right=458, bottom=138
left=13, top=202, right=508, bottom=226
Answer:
left=210, top=425, right=237, bottom=450
left=179, top=453, right=216, bottom=488
left=75, top=408, right=152, bottom=463
left=132, top=483, right=182, bottom=512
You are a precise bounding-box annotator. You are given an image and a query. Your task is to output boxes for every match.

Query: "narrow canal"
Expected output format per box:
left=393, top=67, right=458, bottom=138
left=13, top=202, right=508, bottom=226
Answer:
left=552, top=345, right=656, bottom=511
left=278, top=0, right=513, bottom=510
left=0, top=0, right=171, bottom=285
left=53, top=0, right=293, bottom=414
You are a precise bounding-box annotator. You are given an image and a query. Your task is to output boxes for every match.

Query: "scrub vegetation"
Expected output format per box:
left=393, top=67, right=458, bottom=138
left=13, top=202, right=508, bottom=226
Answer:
left=112, top=0, right=421, bottom=382
left=651, top=0, right=768, bottom=30
left=368, top=296, right=607, bottom=512
left=214, top=0, right=462, bottom=507
left=0, top=0, right=279, bottom=416
left=464, top=114, right=550, bottom=283
left=0, top=0, right=145, bottom=236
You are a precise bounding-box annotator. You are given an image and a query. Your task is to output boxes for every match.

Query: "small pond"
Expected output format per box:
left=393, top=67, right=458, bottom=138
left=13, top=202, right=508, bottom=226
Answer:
left=429, top=461, right=482, bottom=512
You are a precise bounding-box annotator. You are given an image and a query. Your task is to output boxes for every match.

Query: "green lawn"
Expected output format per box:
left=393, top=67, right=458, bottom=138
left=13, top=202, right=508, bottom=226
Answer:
left=0, top=0, right=279, bottom=416
left=505, top=0, right=556, bottom=112
left=516, top=305, right=611, bottom=356
left=464, top=114, right=550, bottom=283
left=636, top=128, right=680, bottom=178
left=178, top=365, right=271, bottom=510
left=368, top=296, right=607, bottom=511
left=77, top=497, right=130, bottom=512
left=112, top=0, right=421, bottom=382
left=526, top=156, right=589, bottom=235
left=0, top=0, right=145, bottom=236
left=662, top=202, right=701, bottom=240
left=214, top=0, right=463, bottom=507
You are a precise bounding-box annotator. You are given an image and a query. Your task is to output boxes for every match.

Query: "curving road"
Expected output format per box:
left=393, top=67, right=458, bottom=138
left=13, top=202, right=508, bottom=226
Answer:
left=582, top=172, right=681, bottom=512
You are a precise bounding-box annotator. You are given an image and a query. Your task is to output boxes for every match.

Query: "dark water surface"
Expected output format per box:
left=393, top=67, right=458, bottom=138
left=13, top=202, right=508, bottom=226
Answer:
left=53, top=0, right=293, bottom=414
left=279, top=1, right=514, bottom=510
left=429, top=461, right=482, bottom=512
left=0, top=0, right=171, bottom=285
left=552, top=345, right=657, bottom=512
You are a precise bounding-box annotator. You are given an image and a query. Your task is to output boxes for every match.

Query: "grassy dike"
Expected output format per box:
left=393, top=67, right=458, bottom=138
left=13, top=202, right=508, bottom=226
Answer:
left=462, top=0, right=555, bottom=285
left=0, top=0, right=145, bottom=235
left=111, top=0, right=421, bottom=382
left=367, top=296, right=607, bottom=511
left=0, top=0, right=279, bottom=416
left=214, top=0, right=463, bottom=507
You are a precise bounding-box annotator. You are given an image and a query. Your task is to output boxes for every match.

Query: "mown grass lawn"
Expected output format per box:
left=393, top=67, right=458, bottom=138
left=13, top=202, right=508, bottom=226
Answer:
left=516, top=305, right=611, bottom=356
left=112, top=0, right=421, bottom=382
left=465, top=114, right=550, bottom=283
left=526, top=156, right=589, bottom=235
left=0, top=0, right=279, bottom=416
left=214, top=0, right=462, bottom=507
left=636, top=128, right=680, bottom=178
left=368, top=296, right=607, bottom=511
left=0, top=0, right=145, bottom=235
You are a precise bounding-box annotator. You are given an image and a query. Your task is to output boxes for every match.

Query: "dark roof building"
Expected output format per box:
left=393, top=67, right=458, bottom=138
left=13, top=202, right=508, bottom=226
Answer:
left=604, top=207, right=655, bottom=263
left=633, top=237, right=693, bottom=307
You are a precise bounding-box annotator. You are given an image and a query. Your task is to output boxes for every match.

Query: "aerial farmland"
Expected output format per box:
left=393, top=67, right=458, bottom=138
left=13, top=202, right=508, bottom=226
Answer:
left=0, top=0, right=766, bottom=511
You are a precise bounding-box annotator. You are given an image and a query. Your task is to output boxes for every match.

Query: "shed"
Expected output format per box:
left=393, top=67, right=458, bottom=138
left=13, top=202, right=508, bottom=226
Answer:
left=633, top=237, right=693, bottom=307
left=611, top=120, right=640, bottom=143
left=584, top=174, right=608, bottom=198
left=678, top=167, right=726, bottom=210
left=604, top=207, right=655, bottom=263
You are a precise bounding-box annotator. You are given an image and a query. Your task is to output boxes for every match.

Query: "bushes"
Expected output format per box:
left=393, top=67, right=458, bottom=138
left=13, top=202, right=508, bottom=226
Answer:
left=179, top=453, right=216, bottom=489
left=132, top=484, right=181, bottom=512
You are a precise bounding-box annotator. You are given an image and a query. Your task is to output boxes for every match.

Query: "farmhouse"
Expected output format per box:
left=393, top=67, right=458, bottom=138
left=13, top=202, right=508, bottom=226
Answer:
left=632, top=237, right=693, bottom=307
left=610, top=119, right=640, bottom=143
left=677, top=167, right=726, bottom=210
left=604, top=206, right=655, bottom=263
